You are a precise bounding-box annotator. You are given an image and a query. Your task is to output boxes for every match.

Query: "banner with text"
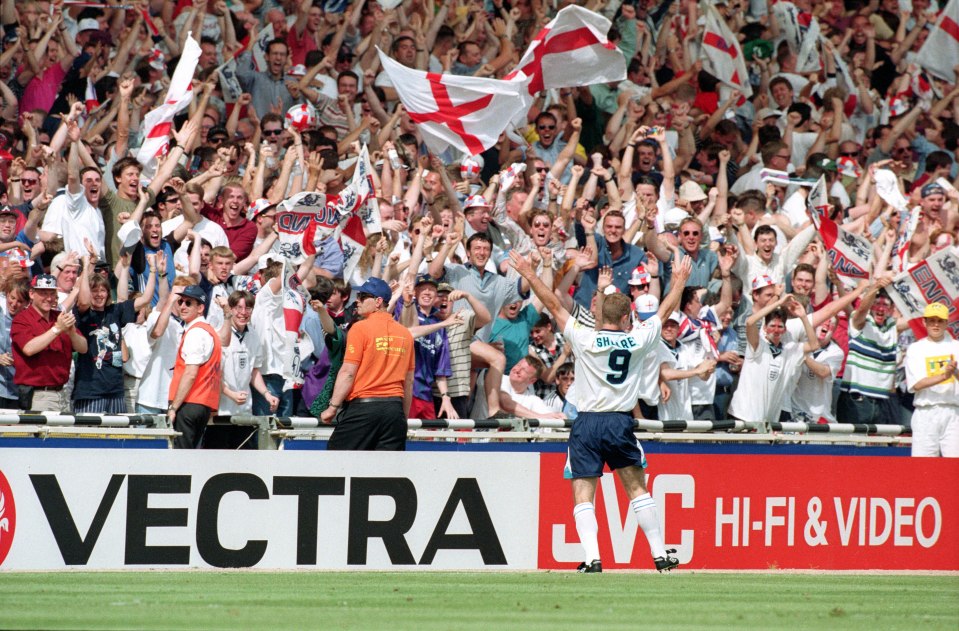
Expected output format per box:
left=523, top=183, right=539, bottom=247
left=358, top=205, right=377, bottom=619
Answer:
left=0, top=450, right=539, bottom=570
left=1, top=450, right=956, bottom=571
left=538, top=453, right=958, bottom=571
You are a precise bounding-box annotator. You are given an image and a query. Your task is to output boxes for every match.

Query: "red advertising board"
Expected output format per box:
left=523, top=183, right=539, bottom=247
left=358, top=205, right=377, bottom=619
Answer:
left=538, top=453, right=959, bottom=570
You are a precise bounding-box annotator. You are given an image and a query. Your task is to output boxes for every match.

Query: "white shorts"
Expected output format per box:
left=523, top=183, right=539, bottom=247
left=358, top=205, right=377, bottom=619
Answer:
left=911, top=405, right=959, bottom=458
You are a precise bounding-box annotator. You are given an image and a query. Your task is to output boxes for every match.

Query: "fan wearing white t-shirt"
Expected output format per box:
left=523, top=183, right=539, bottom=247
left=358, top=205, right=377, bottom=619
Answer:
left=904, top=303, right=959, bottom=458
left=728, top=294, right=819, bottom=424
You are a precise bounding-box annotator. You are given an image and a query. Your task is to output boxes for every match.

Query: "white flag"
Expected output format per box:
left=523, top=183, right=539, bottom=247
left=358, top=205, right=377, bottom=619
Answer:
left=916, top=0, right=959, bottom=83
left=377, top=5, right=625, bottom=156
left=506, top=5, right=625, bottom=99
left=136, top=35, right=201, bottom=179
left=377, top=50, right=528, bottom=156
left=701, top=4, right=753, bottom=99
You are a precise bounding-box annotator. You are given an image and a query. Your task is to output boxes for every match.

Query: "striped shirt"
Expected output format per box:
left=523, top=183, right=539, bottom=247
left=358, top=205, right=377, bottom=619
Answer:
left=432, top=310, right=476, bottom=399
left=841, top=315, right=898, bottom=399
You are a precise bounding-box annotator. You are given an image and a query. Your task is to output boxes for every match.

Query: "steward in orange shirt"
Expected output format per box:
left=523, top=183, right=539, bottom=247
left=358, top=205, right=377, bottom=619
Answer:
left=168, top=285, right=222, bottom=448
left=322, top=278, right=414, bottom=450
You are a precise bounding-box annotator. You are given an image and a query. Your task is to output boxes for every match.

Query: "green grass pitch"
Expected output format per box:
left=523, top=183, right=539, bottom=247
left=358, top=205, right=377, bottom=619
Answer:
left=1, top=572, right=956, bottom=630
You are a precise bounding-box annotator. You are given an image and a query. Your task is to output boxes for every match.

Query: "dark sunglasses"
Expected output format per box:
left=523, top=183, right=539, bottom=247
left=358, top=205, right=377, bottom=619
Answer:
left=263, top=129, right=283, bottom=137
left=537, top=124, right=556, bottom=131
left=682, top=230, right=700, bottom=237
left=177, top=298, right=197, bottom=306
left=21, top=178, right=38, bottom=185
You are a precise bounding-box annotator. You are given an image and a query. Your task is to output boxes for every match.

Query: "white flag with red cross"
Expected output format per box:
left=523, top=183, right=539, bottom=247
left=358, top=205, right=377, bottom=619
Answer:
left=701, top=4, right=753, bottom=100
left=505, top=5, right=625, bottom=100
left=135, top=35, right=200, bottom=178
left=377, top=50, right=528, bottom=156
left=916, top=0, right=959, bottom=83
left=377, top=5, right=624, bottom=156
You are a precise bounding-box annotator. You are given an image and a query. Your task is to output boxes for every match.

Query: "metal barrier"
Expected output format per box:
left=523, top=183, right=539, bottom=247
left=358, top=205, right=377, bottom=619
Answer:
left=0, top=412, right=913, bottom=449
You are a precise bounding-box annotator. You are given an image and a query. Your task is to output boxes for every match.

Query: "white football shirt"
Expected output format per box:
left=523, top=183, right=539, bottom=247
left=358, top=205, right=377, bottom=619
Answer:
left=563, top=315, right=661, bottom=413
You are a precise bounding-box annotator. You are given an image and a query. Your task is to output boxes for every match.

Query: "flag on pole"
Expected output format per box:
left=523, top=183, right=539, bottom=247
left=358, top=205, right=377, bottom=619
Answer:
left=84, top=76, right=99, bottom=113
left=135, top=35, right=200, bottom=179
left=806, top=175, right=830, bottom=226
left=915, top=0, right=959, bottom=83
left=701, top=4, right=753, bottom=100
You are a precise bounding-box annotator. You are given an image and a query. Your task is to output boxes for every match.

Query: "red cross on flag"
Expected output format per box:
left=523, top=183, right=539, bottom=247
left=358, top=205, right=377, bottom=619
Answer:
left=378, top=51, right=528, bottom=156
left=506, top=5, right=625, bottom=98
left=136, top=35, right=200, bottom=179
left=701, top=5, right=753, bottom=100
left=378, top=5, right=625, bottom=157
left=916, top=0, right=959, bottom=83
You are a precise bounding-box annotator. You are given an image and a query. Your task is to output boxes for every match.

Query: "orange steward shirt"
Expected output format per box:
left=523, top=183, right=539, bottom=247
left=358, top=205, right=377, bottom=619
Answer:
left=343, top=311, right=414, bottom=399
left=168, top=320, right=222, bottom=409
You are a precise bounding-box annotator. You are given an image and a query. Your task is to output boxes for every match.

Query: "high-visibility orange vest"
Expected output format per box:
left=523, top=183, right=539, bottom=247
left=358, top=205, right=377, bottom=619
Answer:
left=168, top=321, right=222, bottom=410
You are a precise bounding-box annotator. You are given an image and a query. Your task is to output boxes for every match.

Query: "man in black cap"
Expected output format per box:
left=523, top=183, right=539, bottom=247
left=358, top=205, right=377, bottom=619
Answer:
left=167, top=285, right=223, bottom=448
left=321, top=277, right=414, bottom=450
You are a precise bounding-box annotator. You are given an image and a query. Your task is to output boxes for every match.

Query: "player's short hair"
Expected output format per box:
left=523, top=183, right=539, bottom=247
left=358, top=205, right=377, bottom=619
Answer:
left=602, top=293, right=633, bottom=326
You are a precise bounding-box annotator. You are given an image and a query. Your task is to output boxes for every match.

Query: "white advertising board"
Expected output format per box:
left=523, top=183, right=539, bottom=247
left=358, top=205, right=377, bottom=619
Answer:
left=0, top=450, right=539, bottom=571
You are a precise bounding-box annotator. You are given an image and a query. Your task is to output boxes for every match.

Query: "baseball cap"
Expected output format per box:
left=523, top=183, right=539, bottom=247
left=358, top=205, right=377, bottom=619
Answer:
left=179, top=285, right=207, bottom=305
left=288, top=64, right=307, bottom=77
left=0, top=205, right=17, bottom=217
left=31, top=274, right=57, bottom=290
left=436, top=282, right=454, bottom=294
left=751, top=274, right=776, bottom=292
left=923, top=302, right=949, bottom=320
left=207, top=125, right=229, bottom=142
left=602, top=285, right=621, bottom=295
left=354, top=277, right=392, bottom=303
left=634, top=294, right=659, bottom=321
left=836, top=156, right=862, bottom=179
left=414, top=273, right=438, bottom=287
left=663, top=207, right=689, bottom=230
left=257, top=252, right=283, bottom=270
left=248, top=198, right=276, bottom=221
left=77, top=18, right=100, bottom=33
left=337, top=45, right=354, bottom=63
left=665, top=310, right=683, bottom=324
left=816, top=158, right=837, bottom=172
left=628, top=265, right=651, bottom=286
left=93, top=260, right=111, bottom=272
left=463, top=194, right=491, bottom=211
left=679, top=180, right=707, bottom=202
left=921, top=183, right=945, bottom=198
left=756, top=108, right=783, bottom=121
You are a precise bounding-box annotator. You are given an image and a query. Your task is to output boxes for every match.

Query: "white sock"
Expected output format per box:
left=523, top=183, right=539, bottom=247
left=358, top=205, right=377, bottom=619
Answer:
left=630, top=493, right=667, bottom=558
left=573, top=502, right=601, bottom=563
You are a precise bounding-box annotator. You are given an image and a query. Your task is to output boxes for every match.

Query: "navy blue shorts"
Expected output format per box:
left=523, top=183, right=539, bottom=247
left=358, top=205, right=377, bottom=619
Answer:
left=564, top=412, right=647, bottom=479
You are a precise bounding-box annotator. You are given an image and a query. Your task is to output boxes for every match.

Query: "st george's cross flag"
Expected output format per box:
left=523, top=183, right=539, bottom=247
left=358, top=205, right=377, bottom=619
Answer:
left=136, top=35, right=200, bottom=178
left=701, top=4, right=753, bottom=100
left=377, top=50, right=528, bottom=156
left=915, top=0, right=959, bottom=83
left=505, top=5, right=626, bottom=100
left=377, top=6, right=625, bottom=156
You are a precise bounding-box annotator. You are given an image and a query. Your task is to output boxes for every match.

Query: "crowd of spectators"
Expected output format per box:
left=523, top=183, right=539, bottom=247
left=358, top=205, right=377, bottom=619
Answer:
left=0, top=0, right=956, bottom=455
